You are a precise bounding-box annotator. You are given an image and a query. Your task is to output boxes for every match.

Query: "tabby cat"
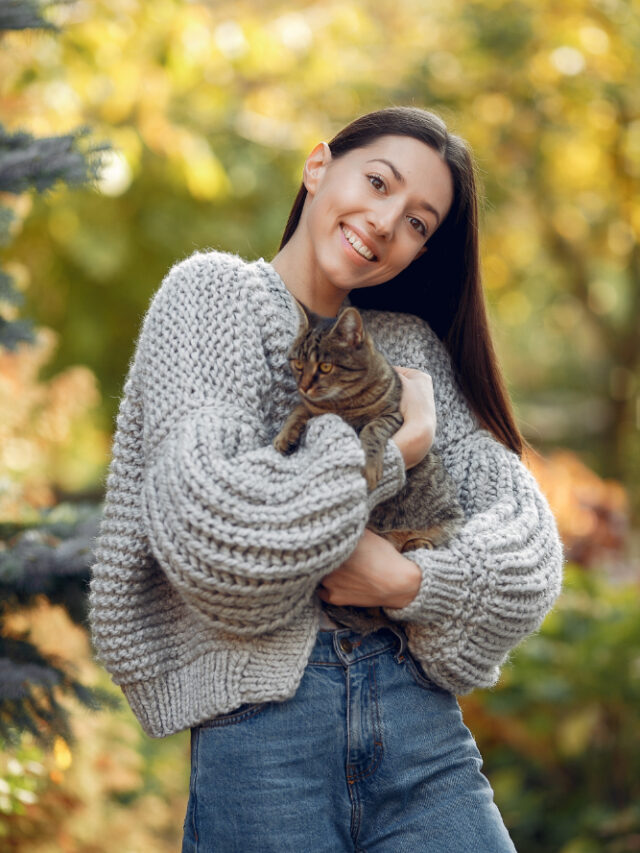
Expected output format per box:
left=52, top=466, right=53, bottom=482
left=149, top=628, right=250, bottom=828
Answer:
left=274, top=302, right=464, bottom=548
left=273, top=302, right=464, bottom=633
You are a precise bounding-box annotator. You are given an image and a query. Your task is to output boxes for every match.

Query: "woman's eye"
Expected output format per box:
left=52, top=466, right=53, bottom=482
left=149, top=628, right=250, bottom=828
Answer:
left=292, top=359, right=304, bottom=370
left=367, top=174, right=385, bottom=191
left=408, top=216, right=427, bottom=237
left=319, top=362, right=333, bottom=373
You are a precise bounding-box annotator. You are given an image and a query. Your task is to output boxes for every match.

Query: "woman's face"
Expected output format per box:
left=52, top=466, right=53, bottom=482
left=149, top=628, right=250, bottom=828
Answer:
left=301, top=134, right=454, bottom=294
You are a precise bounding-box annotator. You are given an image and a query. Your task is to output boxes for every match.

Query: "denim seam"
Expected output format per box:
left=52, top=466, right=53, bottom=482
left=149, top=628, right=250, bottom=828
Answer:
left=403, top=654, right=447, bottom=693
left=347, top=736, right=362, bottom=847
left=371, top=655, right=384, bottom=773
left=345, top=664, right=352, bottom=785
left=197, top=702, right=269, bottom=728
left=392, top=631, right=408, bottom=662
left=346, top=659, right=385, bottom=784
left=344, top=664, right=361, bottom=844
left=342, top=645, right=397, bottom=665
left=309, top=642, right=397, bottom=668
left=192, top=727, right=199, bottom=851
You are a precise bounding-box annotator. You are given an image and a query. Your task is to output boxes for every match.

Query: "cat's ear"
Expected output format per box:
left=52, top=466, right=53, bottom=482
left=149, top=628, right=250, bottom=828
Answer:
left=331, top=307, right=364, bottom=348
left=292, top=297, right=310, bottom=332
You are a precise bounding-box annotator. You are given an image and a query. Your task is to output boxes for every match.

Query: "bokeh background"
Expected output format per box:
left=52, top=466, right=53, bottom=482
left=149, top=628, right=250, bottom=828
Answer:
left=1, top=0, right=639, bottom=850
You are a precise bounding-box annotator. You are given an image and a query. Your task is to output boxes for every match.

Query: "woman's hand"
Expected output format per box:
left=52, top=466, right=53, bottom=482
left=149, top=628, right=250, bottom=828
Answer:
left=317, top=529, right=422, bottom=609
left=391, top=366, right=436, bottom=469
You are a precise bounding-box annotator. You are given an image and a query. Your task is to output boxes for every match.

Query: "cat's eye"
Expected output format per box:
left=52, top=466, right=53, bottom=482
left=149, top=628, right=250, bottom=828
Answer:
left=291, top=359, right=304, bottom=371
left=319, top=362, right=333, bottom=373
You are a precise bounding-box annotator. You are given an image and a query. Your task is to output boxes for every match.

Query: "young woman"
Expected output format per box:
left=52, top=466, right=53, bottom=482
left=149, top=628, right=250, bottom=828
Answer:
left=89, top=106, right=563, bottom=852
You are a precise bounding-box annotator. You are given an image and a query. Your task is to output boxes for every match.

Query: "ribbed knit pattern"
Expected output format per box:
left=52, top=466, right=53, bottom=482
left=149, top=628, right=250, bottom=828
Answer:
left=89, top=250, right=563, bottom=737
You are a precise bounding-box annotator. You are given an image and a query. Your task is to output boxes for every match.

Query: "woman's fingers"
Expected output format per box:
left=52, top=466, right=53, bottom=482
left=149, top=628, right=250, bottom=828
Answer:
left=391, top=366, right=436, bottom=467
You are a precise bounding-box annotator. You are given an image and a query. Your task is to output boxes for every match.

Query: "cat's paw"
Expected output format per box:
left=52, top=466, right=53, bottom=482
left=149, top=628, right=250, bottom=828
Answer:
left=400, top=522, right=453, bottom=552
left=273, top=432, right=299, bottom=455
left=400, top=536, right=434, bottom=553
left=377, top=529, right=434, bottom=552
left=363, top=458, right=383, bottom=490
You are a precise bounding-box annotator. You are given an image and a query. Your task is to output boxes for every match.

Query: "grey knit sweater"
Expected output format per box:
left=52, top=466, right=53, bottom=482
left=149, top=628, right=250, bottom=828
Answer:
left=89, top=249, right=563, bottom=738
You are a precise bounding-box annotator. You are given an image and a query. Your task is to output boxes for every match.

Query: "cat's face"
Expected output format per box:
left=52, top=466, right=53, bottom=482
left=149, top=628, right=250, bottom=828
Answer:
left=288, top=307, right=371, bottom=402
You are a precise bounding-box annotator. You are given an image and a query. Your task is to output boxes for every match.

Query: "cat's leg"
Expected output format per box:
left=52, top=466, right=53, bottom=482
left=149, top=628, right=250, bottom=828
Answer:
left=358, top=413, right=403, bottom=489
left=273, top=404, right=313, bottom=455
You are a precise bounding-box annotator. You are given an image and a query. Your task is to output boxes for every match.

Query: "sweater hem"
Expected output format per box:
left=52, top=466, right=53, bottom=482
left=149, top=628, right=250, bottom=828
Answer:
left=122, top=648, right=251, bottom=738
left=120, top=610, right=321, bottom=738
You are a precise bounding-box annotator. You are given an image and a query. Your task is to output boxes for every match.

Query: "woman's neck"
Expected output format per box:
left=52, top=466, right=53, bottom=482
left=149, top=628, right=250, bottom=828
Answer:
left=270, top=238, right=346, bottom=318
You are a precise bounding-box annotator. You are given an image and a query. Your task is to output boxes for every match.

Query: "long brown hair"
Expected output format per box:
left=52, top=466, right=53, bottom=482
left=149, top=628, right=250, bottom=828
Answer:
left=279, top=106, right=523, bottom=456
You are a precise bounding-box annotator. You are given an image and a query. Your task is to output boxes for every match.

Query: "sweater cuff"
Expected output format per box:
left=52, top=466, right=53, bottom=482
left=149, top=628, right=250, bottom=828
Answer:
left=367, top=438, right=407, bottom=513
left=382, top=548, right=467, bottom=624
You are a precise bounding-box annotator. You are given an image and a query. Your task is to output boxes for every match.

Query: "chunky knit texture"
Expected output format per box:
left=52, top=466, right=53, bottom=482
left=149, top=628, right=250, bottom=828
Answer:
left=89, top=250, right=563, bottom=738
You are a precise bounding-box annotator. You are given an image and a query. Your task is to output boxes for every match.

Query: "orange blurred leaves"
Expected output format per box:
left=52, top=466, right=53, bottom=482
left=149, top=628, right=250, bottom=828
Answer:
left=0, top=329, right=109, bottom=522
left=526, top=449, right=629, bottom=567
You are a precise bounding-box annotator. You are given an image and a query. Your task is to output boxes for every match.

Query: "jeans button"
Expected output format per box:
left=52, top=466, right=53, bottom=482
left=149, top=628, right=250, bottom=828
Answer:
left=339, top=637, right=353, bottom=653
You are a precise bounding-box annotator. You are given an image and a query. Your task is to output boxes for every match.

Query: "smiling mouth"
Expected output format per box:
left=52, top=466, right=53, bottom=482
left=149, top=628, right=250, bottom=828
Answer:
left=340, top=225, right=378, bottom=262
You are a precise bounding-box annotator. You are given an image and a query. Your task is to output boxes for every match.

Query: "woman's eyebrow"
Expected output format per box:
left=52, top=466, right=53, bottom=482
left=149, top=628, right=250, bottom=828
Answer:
left=366, top=157, right=441, bottom=226
left=367, top=157, right=404, bottom=183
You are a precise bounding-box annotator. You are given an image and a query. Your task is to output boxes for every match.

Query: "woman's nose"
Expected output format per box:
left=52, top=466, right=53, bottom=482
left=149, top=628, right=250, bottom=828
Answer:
left=368, top=202, right=399, bottom=239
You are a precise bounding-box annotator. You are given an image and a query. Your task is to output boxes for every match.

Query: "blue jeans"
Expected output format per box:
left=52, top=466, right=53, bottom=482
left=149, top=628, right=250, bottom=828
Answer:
left=182, top=626, right=517, bottom=852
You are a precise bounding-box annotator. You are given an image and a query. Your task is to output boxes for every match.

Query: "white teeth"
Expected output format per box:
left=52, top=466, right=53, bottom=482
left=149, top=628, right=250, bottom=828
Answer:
left=341, top=226, right=376, bottom=261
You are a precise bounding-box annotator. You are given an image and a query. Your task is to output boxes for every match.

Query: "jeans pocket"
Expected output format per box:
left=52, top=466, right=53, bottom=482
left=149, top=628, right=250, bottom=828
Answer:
left=403, top=653, right=448, bottom=693
left=197, top=701, right=269, bottom=728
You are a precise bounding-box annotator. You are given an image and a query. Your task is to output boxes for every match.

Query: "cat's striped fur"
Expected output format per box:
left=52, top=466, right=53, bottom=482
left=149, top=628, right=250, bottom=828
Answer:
left=274, top=303, right=464, bottom=554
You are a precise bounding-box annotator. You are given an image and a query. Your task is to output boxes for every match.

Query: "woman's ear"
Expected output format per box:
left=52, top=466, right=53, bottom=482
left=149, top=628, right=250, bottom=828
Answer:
left=303, top=142, right=332, bottom=196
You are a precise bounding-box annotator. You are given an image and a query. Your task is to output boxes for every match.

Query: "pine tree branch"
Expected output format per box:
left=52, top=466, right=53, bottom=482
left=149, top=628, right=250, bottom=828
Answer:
left=0, top=267, right=24, bottom=304
left=0, top=637, right=120, bottom=746
left=0, top=205, right=16, bottom=247
left=0, top=0, right=59, bottom=32
left=0, top=314, right=35, bottom=349
left=0, top=3, right=121, bottom=749
left=0, top=504, right=122, bottom=746
left=0, top=124, right=108, bottom=194
left=0, top=504, right=101, bottom=625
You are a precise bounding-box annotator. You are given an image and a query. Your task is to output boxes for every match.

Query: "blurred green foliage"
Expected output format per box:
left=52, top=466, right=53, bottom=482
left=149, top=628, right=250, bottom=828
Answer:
left=0, top=738, right=47, bottom=825
left=463, top=565, right=640, bottom=853
left=0, top=2, right=639, bottom=848
left=0, top=0, right=638, bottom=503
left=2, top=565, right=638, bottom=852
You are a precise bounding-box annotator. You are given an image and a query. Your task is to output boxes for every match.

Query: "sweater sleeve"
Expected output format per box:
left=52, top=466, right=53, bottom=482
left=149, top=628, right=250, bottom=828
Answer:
left=383, top=427, right=564, bottom=695
left=366, top=310, right=563, bottom=695
left=137, top=252, right=406, bottom=637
